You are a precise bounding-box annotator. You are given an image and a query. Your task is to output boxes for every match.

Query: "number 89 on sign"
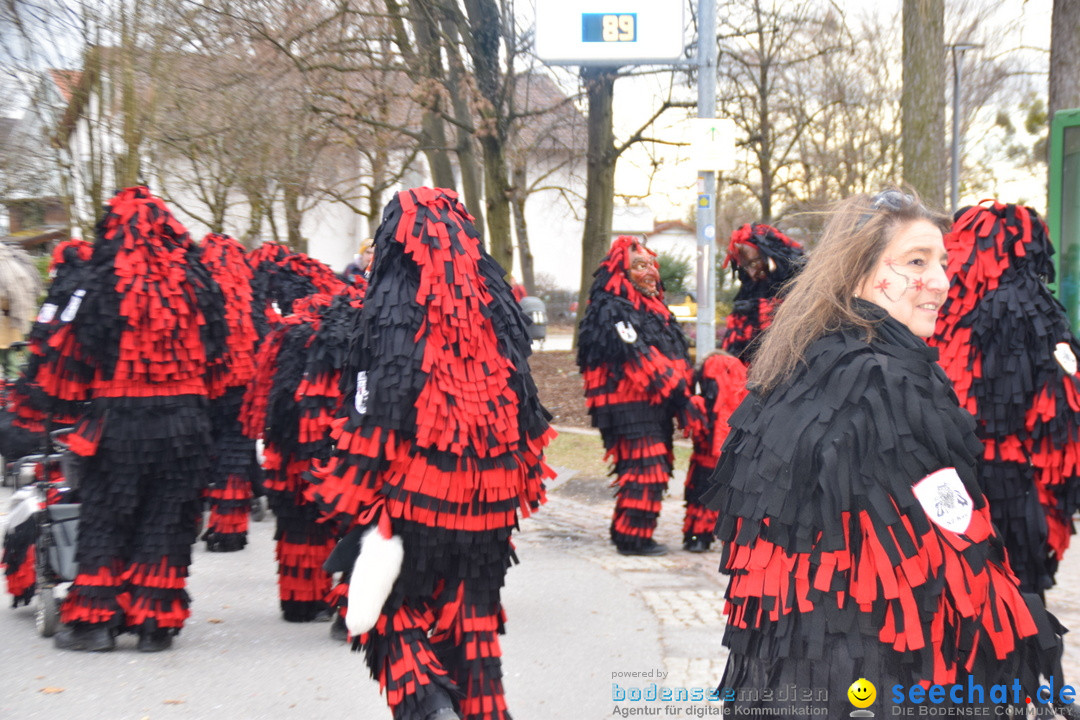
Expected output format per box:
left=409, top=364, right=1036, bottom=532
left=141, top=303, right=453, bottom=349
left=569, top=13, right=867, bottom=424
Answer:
left=582, top=13, right=636, bottom=43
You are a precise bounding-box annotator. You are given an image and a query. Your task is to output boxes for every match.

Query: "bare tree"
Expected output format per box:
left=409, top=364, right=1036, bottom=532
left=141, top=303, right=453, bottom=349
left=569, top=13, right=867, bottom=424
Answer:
left=786, top=8, right=902, bottom=220
left=572, top=64, right=688, bottom=335
left=901, top=0, right=946, bottom=205
left=716, top=0, right=849, bottom=223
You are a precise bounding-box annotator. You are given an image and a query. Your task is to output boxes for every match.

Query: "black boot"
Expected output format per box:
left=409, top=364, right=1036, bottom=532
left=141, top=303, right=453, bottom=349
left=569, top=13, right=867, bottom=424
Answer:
left=329, top=613, right=348, bottom=642
left=418, top=687, right=459, bottom=720
left=426, top=710, right=459, bottom=720
left=682, top=535, right=712, bottom=553
left=250, top=496, right=267, bottom=522
left=137, top=628, right=173, bottom=652
left=54, top=623, right=115, bottom=652
left=616, top=539, right=668, bottom=556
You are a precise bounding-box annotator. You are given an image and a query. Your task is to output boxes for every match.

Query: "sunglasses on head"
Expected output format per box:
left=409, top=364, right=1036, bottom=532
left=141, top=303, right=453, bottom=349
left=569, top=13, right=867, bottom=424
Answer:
left=870, top=189, right=915, bottom=211
left=855, top=190, right=917, bottom=229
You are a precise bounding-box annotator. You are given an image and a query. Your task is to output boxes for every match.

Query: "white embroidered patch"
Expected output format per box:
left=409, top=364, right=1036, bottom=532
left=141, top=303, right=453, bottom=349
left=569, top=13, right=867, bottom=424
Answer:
left=37, top=303, right=58, bottom=324
left=354, top=371, right=369, bottom=414
left=60, top=290, right=85, bottom=323
left=1055, top=342, right=1077, bottom=375
left=912, top=467, right=972, bottom=534
left=615, top=320, right=638, bottom=344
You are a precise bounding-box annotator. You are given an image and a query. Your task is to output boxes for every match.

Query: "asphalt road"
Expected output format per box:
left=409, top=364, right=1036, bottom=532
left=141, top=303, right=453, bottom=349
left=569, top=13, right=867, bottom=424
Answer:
left=0, top=481, right=664, bottom=720
left=7, top=450, right=1080, bottom=720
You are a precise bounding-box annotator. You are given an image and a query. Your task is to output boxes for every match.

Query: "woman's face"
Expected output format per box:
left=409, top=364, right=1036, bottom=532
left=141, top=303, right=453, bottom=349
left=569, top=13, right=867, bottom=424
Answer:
left=856, top=219, right=949, bottom=337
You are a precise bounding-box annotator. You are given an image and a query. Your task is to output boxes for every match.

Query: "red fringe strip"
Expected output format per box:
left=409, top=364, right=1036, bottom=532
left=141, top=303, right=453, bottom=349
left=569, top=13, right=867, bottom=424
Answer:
left=276, top=539, right=334, bottom=602
left=724, top=503, right=1038, bottom=686
left=4, top=545, right=36, bottom=601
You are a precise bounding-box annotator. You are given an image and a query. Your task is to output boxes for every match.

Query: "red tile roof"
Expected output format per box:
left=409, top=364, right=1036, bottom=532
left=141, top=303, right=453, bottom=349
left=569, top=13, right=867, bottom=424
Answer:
left=50, top=69, right=82, bottom=102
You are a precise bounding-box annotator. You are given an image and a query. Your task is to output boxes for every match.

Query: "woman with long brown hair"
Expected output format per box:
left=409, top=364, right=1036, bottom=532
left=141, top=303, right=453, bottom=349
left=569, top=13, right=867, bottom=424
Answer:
left=705, top=190, right=1071, bottom=717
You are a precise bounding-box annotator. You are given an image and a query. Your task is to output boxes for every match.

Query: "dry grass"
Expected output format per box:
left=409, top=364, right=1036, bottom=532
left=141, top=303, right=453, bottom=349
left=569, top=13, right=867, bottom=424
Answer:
left=546, top=429, right=693, bottom=479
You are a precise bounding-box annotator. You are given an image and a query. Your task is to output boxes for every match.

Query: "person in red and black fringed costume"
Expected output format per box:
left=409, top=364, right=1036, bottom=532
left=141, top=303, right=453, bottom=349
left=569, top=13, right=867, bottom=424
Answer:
left=243, top=295, right=336, bottom=623
left=38, top=186, right=227, bottom=653
left=4, top=238, right=93, bottom=442
left=241, top=288, right=360, bottom=624
left=296, top=289, right=365, bottom=641
left=244, top=243, right=347, bottom=519
left=680, top=352, right=746, bottom=553
left=929, top=201, right=1080, bottom=598
left=577, top=236, right=694, bottom=556
left=704, top=190, right=1075, bottom=718
left=719, top=223, right=804, bottom=363
left=248, top=242, right=345, bottom=344
left=308, top=187, right=553, bottom=720
left=248, top=241, right=292, bottom=341
left=1, top=238, right=93, bottom=609
left=200, top=233, right=261, bottom=552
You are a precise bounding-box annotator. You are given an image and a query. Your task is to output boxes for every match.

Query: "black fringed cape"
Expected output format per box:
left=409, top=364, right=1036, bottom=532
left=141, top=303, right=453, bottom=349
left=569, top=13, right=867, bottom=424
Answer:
left=930, top=201, right=1080, bottom=595
left=704, top=301, right=1064, bottom=717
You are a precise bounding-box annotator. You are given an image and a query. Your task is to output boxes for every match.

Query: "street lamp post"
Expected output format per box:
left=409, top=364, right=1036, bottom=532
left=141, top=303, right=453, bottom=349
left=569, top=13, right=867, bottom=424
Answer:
left=949, top=43, right=981, bottom=216
left=696, top=0, right=718, bottom=354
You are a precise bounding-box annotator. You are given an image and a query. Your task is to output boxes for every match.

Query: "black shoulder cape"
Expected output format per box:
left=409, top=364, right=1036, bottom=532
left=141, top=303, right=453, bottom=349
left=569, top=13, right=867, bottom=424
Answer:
left=704, top=301, right=1063, bottom=716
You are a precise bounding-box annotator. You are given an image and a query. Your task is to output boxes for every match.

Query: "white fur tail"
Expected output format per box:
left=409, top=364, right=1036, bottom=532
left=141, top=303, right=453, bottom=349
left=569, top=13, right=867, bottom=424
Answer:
left=345, top=527, right=404, bottom=635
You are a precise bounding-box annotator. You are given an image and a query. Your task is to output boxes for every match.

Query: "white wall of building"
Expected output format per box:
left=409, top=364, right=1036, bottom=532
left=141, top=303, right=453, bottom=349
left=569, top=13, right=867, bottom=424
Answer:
left=516, top=182, right=585, bottom=292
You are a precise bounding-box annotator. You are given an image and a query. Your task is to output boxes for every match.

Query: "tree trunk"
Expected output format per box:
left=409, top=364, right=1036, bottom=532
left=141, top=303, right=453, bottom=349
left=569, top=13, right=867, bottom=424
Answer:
left=478, top=135, right=514, bottom=271
left=901, top=0, right=946, bottom=206
left=283, top=183, right=305, bottom=254
left=117, top=4, right=140, bottom=188
left=1050, top=0, right=1080, bottom=118
left=461, top=0, right=514, bottom=271
left=209, top=186, right=227, bottom=233
left=575, top=66, right=618, bottom=343
left=511, top=163, right=535, bottom=293
left=442, top=17, right=485, bottom=233
left=368, top=150, right=387, bottom=234
left=405, top=1, right=456, bottom=188
left=754, top=3, right=774, bottom=224
left=418, top=102, right=455, bottom=191
left=266, top=202, right=282, bottom=245
left=455, top=118, right=485, bottom=239
left=242, top=185, right=266, bottom=248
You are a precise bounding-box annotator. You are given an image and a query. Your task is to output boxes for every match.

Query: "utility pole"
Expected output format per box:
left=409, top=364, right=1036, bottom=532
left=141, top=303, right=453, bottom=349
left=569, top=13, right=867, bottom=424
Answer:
left=949, top=43, right=980, bottom=215
left=696, top=0, right=718, bottom=354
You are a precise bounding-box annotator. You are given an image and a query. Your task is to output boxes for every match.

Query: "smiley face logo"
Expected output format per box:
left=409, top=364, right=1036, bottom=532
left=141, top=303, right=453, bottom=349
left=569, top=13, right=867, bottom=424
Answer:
left=848, top=678, right=876, bottom=708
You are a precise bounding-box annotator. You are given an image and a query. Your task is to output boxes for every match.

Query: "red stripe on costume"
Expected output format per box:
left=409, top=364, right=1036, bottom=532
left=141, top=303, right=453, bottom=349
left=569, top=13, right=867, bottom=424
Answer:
left=723, top=503, right=1039, bottom=686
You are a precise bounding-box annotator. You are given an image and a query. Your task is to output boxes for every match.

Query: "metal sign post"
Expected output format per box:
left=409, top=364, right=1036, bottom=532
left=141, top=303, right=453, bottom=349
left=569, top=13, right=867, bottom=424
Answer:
left=695, top=0, right=719, bottom=354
